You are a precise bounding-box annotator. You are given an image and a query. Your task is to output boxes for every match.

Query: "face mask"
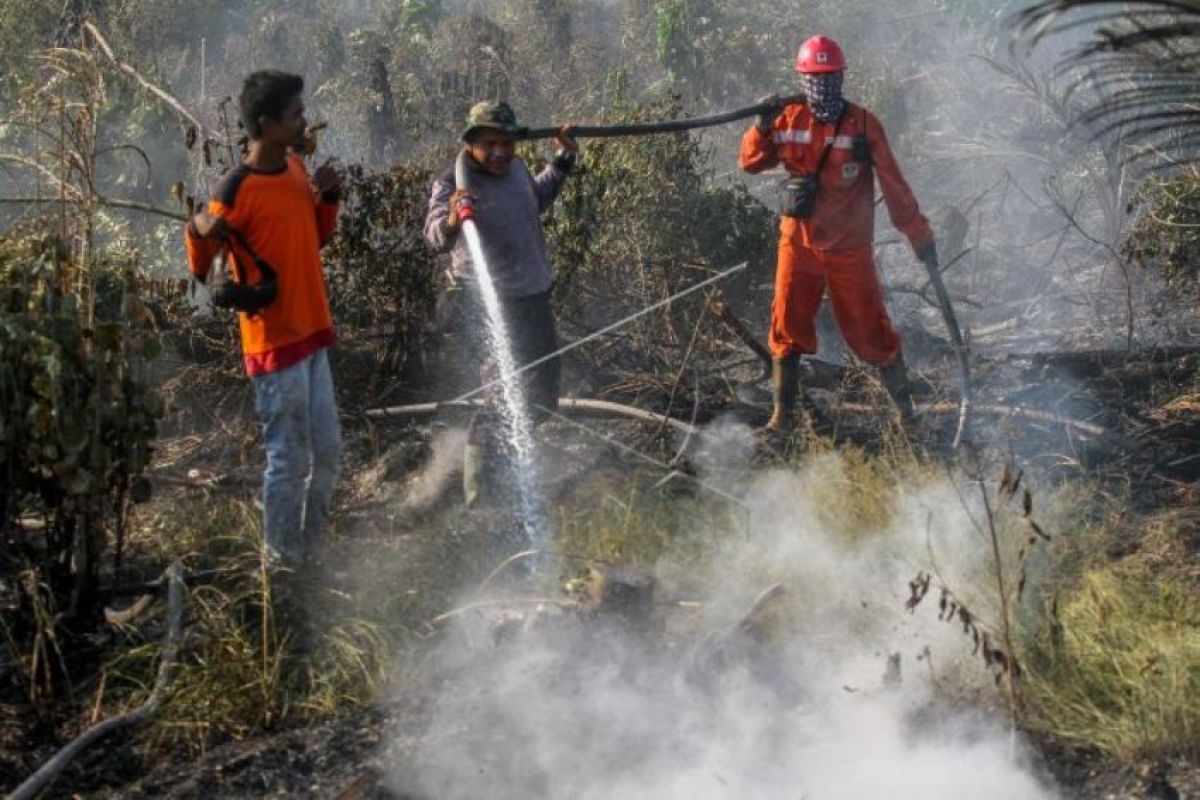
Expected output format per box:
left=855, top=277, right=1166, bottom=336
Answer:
left=802, top=71, right=845, bottom=123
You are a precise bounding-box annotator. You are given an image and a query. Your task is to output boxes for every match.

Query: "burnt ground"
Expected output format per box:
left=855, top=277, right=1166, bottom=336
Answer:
left=2, top=341, right=1199, bottom=799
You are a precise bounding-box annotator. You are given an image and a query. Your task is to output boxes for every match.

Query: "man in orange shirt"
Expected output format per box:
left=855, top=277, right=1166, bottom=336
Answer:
left=185, top=71, right=343, bottom=567
left=740, top=35, right=937, bottom=433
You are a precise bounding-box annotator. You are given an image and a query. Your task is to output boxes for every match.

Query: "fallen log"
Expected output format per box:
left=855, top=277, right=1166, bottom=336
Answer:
left=365, top=397, right=697, bottom=436
left=367, top=396, right=1128, bottom=447
left=9, top=562, right=186, bottom=800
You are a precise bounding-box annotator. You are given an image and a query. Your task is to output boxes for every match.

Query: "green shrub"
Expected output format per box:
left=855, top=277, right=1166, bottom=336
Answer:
left=1, top=230, right=161, bottom=639
left=1125, top=167, right=1200, bottom=296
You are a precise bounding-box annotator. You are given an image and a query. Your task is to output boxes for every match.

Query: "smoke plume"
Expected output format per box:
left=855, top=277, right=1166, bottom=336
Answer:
left=384, top=424, right=1058, bottom=800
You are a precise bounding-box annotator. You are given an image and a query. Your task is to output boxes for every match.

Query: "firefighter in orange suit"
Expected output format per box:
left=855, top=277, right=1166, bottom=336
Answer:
left=740, top=34, right=937, bottom=432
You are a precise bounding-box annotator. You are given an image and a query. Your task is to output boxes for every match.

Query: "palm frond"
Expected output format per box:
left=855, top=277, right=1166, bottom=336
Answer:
left=1014, top=0, right=1200, bottom=169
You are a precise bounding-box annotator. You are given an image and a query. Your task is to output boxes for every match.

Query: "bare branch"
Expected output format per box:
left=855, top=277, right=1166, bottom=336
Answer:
left=0, top=195, right=186, bottom=221
left=0, top=153, right=82, bottom=197
left=94, top=143, right=153, bottom=185
left=81, top=21, right=211, bottom=139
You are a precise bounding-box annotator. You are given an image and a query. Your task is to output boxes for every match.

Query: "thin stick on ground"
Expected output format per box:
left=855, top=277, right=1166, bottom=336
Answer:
left=426, top=597, right=579, bottom=629
left=476, top=549, right=541, bottom=596
left=450, top=261, right=748, bottom=404
left=8, top=562, right=186, bottom=800
left=532, top=403, right=747, bottom=508
left=835, top=400, right=1137, bottom=449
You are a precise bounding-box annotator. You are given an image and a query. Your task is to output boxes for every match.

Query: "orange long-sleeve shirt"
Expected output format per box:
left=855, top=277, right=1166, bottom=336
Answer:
left=740, top=101, right=933, bottom=255
left=185, top=154, right=340, bottom=376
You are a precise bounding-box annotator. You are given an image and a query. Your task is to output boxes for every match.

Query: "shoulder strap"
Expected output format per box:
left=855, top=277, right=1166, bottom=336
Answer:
left=221, top=229, right=278, bottom=283
left=860, top=107, right=874, bottom=168
left=813, top=106, right=848, bottom=180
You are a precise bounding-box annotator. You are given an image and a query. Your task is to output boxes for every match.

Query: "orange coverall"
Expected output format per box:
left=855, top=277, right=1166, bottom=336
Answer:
left=740, top=101, right=934, bottom=367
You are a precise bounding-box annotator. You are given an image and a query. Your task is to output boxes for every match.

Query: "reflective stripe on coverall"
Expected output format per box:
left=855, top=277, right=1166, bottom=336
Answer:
left=739, top=101, right=934, bottom=367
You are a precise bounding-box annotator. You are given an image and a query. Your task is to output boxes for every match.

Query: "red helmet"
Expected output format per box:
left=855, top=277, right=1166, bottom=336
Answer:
left=795, top=35, right=846, bottom=74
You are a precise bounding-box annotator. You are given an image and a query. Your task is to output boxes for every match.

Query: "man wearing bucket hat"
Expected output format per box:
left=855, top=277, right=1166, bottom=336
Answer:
left=741, top=35, right=937, bottom=435
left=423, top=101, right=578, bottom=505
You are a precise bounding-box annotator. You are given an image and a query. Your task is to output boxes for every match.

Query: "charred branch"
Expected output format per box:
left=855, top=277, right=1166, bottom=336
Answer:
left=9, top=562, right=186, bottom=800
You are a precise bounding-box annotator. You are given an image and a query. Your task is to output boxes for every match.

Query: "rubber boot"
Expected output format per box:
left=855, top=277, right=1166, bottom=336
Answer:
left=879, top=354, right=916, bottom=430
left=763, top=355, right=801, bottom=432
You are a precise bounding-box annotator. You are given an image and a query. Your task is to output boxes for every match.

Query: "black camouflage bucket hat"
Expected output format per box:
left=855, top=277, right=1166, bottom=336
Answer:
left=461, top=100, right=523, bottom=140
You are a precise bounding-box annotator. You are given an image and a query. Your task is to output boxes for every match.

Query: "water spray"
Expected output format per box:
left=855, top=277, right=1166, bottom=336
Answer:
left=454, top=149, right=550, bottom=551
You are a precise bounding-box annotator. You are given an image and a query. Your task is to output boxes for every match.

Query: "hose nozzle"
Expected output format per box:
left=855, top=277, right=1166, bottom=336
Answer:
left=454, top=149, right=476, bottom=222
left=458, top=195, right=476, bottom=222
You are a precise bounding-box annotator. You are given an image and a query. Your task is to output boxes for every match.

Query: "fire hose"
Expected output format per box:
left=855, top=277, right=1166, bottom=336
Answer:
left=922, top=250, right=973, bottom=449
left=515, top=94, right=805, bottom=141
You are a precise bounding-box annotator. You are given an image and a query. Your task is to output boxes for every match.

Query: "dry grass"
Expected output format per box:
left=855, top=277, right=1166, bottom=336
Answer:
left=551, top=477, right=724, bottom=568
left=797, top=435, right=936, bottom=541
left=103, top=494, right=395, bottom=755
left=1024, top=563, right=1200, bottom=759
left=1018, top=494, right=1200, bottom=761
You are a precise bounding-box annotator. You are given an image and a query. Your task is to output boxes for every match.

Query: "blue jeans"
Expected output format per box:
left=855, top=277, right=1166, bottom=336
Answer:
left=252, top=349, right=341, bottom=566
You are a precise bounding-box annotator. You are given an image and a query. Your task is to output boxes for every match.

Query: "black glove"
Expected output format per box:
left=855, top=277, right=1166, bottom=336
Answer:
left=553, top=125, right=578, bottom=173
left=756, top=94, right=781, bottom=132
left=917, top=242, right=939, bottom=269
left=552, top=148, right=576, bottom=174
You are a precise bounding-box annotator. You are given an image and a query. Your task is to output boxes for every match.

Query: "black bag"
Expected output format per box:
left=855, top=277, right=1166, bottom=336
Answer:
left=779, top=174, right=819, bottom=219
left=778, top=107, right=848, bottom=219
left=206, top=231, right=278, bottom=315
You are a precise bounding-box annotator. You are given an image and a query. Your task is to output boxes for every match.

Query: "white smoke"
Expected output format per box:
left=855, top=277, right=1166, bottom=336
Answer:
left=384, top=425, right=1058, bottom=800
left=396, top=426, right=468, bottom=514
